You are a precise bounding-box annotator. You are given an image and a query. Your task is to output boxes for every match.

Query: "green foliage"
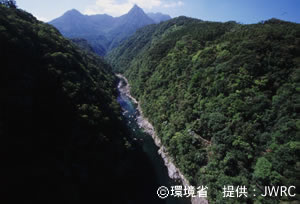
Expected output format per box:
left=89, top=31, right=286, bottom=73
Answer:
left=0, top=6, right=158, bottom=204
left=0, top=0, right=16, bottom=8
left=108, top=16, right=300, bottom=203
left=254, top=157, right=273, bottom=181
left=71, top=38, right=95, bottom=53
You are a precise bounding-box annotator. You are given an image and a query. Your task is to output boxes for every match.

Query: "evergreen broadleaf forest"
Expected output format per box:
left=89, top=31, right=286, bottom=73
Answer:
left=108, top=16, right=300, bottom=203
left=0, top=3, right=164, bottom=204
left=1, top=0, right=299, bottom=203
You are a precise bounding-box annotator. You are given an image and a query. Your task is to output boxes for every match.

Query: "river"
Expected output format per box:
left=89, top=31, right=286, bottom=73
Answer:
left=117, top=76, right=191, bottom=204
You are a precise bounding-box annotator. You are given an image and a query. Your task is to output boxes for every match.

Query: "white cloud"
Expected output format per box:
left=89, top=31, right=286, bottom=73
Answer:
left=163, top=1, right=184, bottom=8
left=34, top=15, right=48, bottom=22
left=85, top=0, right=132, bottom=17
left=84, top=0, right=183, bottom=17
left=130, top=0, right=162, bottom=9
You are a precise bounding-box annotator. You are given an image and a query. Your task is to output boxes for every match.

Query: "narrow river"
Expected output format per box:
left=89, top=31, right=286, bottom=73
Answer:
left=117, top=77, right=191, bottom=204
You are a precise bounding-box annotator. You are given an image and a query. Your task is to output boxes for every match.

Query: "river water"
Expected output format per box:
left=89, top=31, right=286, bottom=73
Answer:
left=117, top=78, right=190, bottom=204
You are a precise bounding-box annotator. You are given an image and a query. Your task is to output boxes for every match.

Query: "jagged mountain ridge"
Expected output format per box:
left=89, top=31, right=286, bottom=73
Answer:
left=147, top=12, right=171, bottom=23
left=49, top=5, right=171, bottom=55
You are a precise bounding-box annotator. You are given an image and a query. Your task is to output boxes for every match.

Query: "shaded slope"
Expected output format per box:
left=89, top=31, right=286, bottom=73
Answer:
left=0, top=5, right=163, bottom=204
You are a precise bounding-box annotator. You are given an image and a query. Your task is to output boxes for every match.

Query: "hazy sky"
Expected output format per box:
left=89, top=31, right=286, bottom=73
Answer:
left=17, top=0, right=300, bottom=23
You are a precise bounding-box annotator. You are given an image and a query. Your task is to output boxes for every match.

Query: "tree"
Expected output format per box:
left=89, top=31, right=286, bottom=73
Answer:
left=0, top=0, right=17, bottom=8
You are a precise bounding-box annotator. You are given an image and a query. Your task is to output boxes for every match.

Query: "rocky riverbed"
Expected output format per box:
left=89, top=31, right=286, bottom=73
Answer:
left=116, top=74, right=208, bottom=204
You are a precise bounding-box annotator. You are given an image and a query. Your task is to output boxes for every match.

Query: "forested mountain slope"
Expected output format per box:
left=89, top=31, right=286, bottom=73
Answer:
left=107, top=17, right=300, bottom=203
left=0, top=5, right=160, bottom=204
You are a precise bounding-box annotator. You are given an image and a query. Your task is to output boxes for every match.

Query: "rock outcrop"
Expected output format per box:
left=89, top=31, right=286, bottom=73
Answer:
left=117, top=74, right=208, bottom=204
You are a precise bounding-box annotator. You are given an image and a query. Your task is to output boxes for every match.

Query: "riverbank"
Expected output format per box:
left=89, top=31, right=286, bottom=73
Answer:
left=116, top=74, right=208, bottom=204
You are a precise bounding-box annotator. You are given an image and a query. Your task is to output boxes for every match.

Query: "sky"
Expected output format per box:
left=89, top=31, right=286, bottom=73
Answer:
left=17, top=0, right=300, bottom=24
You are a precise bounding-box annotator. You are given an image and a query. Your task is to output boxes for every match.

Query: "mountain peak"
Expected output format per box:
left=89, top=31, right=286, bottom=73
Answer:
left=64, top=9, right=82, bottom=16
left=128, top=4, right=144, bottom=15
left=122, top=4, right=154, bottom=25
left=132, top=4, right=141, bottom=10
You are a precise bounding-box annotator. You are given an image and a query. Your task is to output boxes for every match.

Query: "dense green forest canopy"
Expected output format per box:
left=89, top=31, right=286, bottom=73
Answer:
left=0, top=5, right=161, bottom=204
left=107, top=16, right=300, bottom=203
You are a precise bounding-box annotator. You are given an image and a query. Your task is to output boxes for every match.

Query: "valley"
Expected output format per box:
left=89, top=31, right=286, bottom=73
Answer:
left=1, top=1, right=299, bottom=204
left=108, top=16, right=300, bottom=203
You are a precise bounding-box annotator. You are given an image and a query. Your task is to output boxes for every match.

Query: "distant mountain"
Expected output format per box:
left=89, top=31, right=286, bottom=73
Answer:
left=49, top=9, right=104, bottom=37
left=106, top=5, right=155, bottom=51
left=49, top=5, right=170, bottom=56
left=147, top=12, right=171, bottom=23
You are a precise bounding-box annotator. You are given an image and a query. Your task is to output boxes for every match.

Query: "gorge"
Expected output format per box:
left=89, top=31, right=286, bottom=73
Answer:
left=117, top=74, right=208, bottom=204
left=1, top=2, right=299, bottom=204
